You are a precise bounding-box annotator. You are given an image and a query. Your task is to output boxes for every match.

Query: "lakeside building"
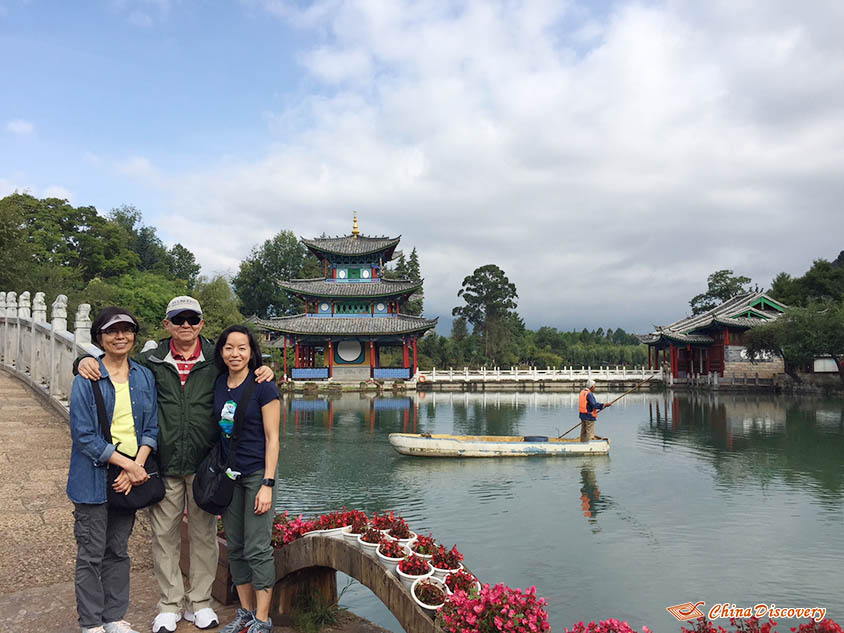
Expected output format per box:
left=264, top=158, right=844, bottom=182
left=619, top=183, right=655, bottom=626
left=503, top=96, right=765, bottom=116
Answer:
left=637, top=292, right=787, bottom=381
left=250, top=215, right=437, bottom=382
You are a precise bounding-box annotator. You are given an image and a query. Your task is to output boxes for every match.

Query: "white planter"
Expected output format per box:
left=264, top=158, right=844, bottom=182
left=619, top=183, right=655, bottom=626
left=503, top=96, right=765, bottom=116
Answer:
left=322, top=526, right=347, bottom=539
left=376, top=544, right=410, bottom=574
left=342, top=526, right=363, bottom=547
left=384, top=530, right=417, bottom=549
left=357, top=533, right=381, bottom=558
left=396, top=561, right=434, bottom=591
left=431, top=561, right=463, bottom=580
left=303, top=529, right=324, bottom=538
left=444, top=573, right=481, bottom=596
left=411, top=576, right=448, bottom=616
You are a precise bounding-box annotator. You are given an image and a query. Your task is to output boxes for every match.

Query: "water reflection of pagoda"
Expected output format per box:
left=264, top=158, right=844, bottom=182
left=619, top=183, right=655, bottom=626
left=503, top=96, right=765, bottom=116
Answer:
left=253, top=215, right=437, bottom=382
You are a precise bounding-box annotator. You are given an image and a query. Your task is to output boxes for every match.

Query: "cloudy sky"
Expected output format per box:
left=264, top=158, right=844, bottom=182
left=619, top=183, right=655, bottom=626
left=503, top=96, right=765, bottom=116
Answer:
left=2, top=1, right=843, bottom=334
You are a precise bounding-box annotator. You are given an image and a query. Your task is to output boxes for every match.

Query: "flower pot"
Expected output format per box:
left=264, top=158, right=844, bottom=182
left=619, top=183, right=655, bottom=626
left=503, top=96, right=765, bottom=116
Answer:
left=445, top=571, right=481, bottom=596
left=376, top=544, right=410, bottom=574
left=357, top=533, right=381, bottom=558
left=384, top=530, right=417, bottom=548
left=396, top=561, right=433, bottom=591
left=344, top=526, right=365, bottom=547
left=303, top=528, right=325, bottom=538
left=411, top=576, right=448, bottom=616
left=431, top=561, right=463, bottom=580
left=322, top=526, right=347, bottom=539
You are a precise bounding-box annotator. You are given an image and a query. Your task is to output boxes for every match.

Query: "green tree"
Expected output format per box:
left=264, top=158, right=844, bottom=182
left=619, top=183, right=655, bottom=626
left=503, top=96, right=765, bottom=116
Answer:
left=406, top=247, right=423, bottom=315
left=193, top=275, right=244, bottom=340
left=690, top=269, right=753, bottom=315
left=746, top=303, right=844, bottom=384
left=452, top=264, right=519, bottom=361
left=168, top=243, right=201, bottom=289
left=232, top=230, right=309, bottom=318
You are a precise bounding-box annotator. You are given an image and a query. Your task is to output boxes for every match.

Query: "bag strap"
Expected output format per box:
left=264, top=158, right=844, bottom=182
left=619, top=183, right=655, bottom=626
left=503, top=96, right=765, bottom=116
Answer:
left=91, top=379, right=114, bottom=444
left=225, top=373, right=257, bottom=469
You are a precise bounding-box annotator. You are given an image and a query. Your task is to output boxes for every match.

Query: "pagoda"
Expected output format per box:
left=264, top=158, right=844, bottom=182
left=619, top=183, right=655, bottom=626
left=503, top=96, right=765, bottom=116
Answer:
left=252, top=214, right=438, bottom=382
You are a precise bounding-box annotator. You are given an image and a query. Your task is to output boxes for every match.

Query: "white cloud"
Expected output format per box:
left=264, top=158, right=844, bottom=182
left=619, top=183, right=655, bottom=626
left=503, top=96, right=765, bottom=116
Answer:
left=131, top=0, right=844, bottom=331
left=6, top=119, right=34, bottom=135
left=0, top=175, right=73, bottom=202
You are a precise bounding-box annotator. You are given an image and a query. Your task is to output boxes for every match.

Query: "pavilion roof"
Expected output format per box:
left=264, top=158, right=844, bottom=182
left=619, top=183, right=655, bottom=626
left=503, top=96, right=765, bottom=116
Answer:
left=636, top=292, right=787, bottom=346
left=278, top=278, right=422, bottom=298
left=302, top=235, right=401, bottom=259
left=250, top=313, right=438, bottom=337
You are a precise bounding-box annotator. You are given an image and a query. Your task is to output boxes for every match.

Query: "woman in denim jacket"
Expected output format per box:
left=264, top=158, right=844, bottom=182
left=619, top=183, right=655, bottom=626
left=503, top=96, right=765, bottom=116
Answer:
left=67, top=307, right=159, bottom=633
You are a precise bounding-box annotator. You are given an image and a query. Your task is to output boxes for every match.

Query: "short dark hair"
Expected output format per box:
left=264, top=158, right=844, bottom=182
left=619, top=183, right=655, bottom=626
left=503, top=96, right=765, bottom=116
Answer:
left=214, top=325, right=263, bottom=373
left=90, top=306, right=140, bottom=346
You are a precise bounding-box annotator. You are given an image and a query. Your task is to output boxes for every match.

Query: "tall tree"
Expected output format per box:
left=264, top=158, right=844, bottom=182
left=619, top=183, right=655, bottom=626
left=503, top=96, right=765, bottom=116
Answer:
left=168, top=243, right=201, bottom=289
left=192, top=275, right=244, bottom=340
left=232, top=230, right=309, bottom=318
left=690, top=269, right=752, bottom=315
left=452, top=264, right=519, bottom=360
left=406, top=247, right=424, bottom=315
left=746, top=303, right=844, bottom=384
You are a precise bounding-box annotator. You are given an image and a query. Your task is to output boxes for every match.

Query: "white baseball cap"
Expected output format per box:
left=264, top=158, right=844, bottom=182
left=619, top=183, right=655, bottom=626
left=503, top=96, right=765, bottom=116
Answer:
left=165, top=296, right=202, bottom=320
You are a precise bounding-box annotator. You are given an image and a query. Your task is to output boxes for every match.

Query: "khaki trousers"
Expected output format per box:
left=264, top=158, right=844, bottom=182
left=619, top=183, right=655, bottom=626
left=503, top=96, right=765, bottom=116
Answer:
left=580, top=419, right=596, bottom=442
left=148, top=474, right=219, bottom=613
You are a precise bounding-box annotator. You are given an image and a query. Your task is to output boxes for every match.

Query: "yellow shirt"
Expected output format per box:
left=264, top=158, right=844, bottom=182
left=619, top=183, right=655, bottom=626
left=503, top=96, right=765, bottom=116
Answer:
left=111, top=381, right=138, bottom=458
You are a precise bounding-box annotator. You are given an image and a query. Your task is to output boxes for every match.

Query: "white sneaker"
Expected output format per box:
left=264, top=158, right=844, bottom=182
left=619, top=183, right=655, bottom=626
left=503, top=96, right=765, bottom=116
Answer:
left=151, top=612, right=181, bottom=633
left=104, top=622, right=140, bottom=633
left=81, top=627, right=106, bottom=633
left=184, top=608, right=220, bottom=630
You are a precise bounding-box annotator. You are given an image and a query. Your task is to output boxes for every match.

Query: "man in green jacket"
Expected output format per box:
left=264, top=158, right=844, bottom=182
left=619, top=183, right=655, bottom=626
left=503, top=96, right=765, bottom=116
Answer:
left=77, top=296, right=273, bottom=632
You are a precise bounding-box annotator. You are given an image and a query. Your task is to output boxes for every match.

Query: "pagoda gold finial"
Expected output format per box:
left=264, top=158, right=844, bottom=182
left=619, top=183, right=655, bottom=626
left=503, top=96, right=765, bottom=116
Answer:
left=352, top=211, right=360, bottom=238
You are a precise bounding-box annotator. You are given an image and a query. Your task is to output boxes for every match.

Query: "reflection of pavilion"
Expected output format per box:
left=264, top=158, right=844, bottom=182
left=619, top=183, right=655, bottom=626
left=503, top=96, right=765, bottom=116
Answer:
left=252, top=215, right=436, bottom=382
left=283, top=395, right=418, bottom=432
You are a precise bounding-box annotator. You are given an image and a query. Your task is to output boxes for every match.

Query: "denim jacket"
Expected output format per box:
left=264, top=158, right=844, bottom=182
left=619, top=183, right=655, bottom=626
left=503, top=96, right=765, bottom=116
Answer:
left=66, top=357, right=159, bottom=504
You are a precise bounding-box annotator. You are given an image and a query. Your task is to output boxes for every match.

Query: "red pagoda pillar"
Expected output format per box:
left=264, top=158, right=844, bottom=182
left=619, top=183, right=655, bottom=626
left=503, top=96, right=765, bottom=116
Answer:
left=412, top=337, right=418, bottom=376
left=283, top=336, right=288, bottom=377
left=369, top=340, right=375, bottom=378
left=295, top=340, right=300, bottom=369
left=328, top=339, right=333, bottom=378
left=402, top=338, right=409, bottom=369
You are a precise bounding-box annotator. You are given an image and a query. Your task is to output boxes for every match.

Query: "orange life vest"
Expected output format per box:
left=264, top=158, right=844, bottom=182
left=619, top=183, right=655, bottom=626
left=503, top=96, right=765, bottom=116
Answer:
left=579, top=389, right=598, bottom=419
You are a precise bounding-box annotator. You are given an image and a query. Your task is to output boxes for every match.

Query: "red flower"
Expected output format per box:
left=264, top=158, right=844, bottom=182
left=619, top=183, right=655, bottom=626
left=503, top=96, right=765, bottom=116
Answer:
left=399, top=554, right=432, bottom=576
left=432, top=544, right=464, bottom=570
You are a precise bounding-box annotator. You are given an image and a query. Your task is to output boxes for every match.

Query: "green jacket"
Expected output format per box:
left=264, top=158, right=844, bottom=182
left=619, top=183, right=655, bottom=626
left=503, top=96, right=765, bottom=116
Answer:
left=136, top=337, right=220, bottom=476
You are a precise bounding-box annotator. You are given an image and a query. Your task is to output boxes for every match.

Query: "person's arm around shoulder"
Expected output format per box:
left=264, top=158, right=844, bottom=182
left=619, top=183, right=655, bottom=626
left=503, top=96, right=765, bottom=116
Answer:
left=254, top=364, right=274, bottom=384
left=255, top=382, right=280, bottom=515
left=75, top=355, right=102, bottom=381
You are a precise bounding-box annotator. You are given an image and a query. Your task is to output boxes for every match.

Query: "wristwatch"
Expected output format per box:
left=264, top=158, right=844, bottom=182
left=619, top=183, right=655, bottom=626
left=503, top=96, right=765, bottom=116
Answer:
left=261, top=478, right=275, bottom=488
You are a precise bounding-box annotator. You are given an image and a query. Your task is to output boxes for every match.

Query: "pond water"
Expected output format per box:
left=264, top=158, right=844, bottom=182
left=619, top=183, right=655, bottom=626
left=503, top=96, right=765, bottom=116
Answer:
left=274, top=390, right=844, bottom=632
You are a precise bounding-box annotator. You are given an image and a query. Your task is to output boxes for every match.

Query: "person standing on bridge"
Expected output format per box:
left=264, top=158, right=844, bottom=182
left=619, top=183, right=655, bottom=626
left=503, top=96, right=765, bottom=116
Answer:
left=76, top=297, right=274, bottom=633
left=579, top=379, right=610, bottom=442
left=212, top=325, right=280, bottom=633
left=68, top=307, right=158, bottom=633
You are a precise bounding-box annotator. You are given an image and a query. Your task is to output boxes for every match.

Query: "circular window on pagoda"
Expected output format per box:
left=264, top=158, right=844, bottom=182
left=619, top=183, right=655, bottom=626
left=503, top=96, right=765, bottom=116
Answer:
left=362, top=269, right=370, bottom=278
left=376, top=303, right=386, bottom=312
left=320, top=303, right=329, bottom=312
left=337, top=340, right=363, bottom=362
left=337, top=269, right=347, bottom=279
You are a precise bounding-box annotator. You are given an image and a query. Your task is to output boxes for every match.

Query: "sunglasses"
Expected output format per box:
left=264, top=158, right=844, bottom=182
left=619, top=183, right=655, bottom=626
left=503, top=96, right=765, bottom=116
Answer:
left=169, top=314, right=201, bottom=326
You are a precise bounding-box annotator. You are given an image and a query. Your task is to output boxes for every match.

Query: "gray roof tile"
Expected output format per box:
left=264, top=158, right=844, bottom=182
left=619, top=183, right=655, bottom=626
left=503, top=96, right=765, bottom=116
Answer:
left=302, top=235, right=400, bottom=257
left=252, top=313, right=438, bottom=337
left=278, top=278, right=422, bottom=298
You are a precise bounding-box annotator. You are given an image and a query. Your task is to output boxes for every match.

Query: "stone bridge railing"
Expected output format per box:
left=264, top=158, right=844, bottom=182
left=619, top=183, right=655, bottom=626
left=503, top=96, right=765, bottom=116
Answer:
left=0, top=290, right=100, bottom=418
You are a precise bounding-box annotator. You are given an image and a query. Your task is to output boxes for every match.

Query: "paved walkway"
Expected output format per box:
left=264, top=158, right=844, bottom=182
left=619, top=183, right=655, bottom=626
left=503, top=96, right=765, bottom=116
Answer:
left=0, top=370, right=389, bottom=633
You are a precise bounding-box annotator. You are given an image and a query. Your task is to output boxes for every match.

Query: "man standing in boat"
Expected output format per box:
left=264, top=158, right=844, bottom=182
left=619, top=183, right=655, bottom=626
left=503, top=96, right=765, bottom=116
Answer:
left=579, top=379, right=609, bottom=441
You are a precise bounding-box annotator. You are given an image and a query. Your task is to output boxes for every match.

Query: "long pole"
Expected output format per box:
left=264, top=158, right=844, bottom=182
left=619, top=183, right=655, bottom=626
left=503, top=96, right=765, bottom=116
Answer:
left=557, top=375, right=655, bottom=438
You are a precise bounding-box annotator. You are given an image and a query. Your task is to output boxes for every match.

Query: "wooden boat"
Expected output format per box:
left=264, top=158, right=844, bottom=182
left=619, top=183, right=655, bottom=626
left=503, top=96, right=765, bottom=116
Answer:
left=388, top=433, right=609, bottom=457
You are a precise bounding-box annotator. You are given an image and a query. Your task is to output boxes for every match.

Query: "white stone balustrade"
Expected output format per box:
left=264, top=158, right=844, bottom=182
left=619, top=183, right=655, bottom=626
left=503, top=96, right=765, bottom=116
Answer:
left=1, top=289, right=101, bottom=417
left=422, top=364, right=665, bottom=384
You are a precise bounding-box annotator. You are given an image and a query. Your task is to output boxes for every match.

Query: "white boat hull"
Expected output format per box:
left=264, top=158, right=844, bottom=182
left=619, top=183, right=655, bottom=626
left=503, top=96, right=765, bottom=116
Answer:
left=388, top=433, right=610, bottom=457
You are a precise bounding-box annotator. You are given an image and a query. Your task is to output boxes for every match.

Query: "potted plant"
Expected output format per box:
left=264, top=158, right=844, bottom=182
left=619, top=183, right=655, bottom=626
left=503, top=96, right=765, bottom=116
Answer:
left=385, top=518, right=417, bottom=547
left=411, top=577, right=448, bottom=616
left=438, top=583, right=552, bottom=633
left=396, top=553, right=433, bottom=590
left=410, top=533, right=436, bottom=561
left=316, top=510, right=347, bottom=538
left=376, top=538, right=409, bottom=574
left=445, top=569, right=480, bottom=596
left=370, top=510, right=397, bottom=531
left=357, top=526, right=383, bottom=558
left=343, top=515, right=369, bottom=546
left=431, top=545, right=464, bottom=579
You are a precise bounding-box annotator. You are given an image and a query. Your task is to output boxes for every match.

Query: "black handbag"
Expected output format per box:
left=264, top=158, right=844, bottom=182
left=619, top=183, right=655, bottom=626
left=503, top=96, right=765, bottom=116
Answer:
left=192, top=377, right=256, bottom=515
left=92, top=379, right=166, bottom=512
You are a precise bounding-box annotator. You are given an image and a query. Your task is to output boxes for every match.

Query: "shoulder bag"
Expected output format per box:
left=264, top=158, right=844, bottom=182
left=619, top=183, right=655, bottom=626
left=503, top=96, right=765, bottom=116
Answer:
left=92, top=379, right=166, bottom=512
left=192, top=376, right=256, bottom=515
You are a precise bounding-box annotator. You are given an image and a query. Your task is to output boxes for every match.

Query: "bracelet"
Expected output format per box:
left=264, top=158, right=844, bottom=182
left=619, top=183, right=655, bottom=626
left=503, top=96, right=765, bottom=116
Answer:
left=261, top=478, right=275, bottom=488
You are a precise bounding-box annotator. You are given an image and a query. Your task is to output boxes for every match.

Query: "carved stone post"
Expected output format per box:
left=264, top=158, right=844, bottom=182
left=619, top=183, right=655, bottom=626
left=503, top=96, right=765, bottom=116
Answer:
left=0, top=291, right=6, bottom=318
left=32, top=292, right=47, bottom=323
left=74, top=304, right=92, bottom=345
left=6, top=292, right=18, bottom=369
left=51, top=295, right=68, bottom=332
left=18, top=291, right=31, bottom=319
